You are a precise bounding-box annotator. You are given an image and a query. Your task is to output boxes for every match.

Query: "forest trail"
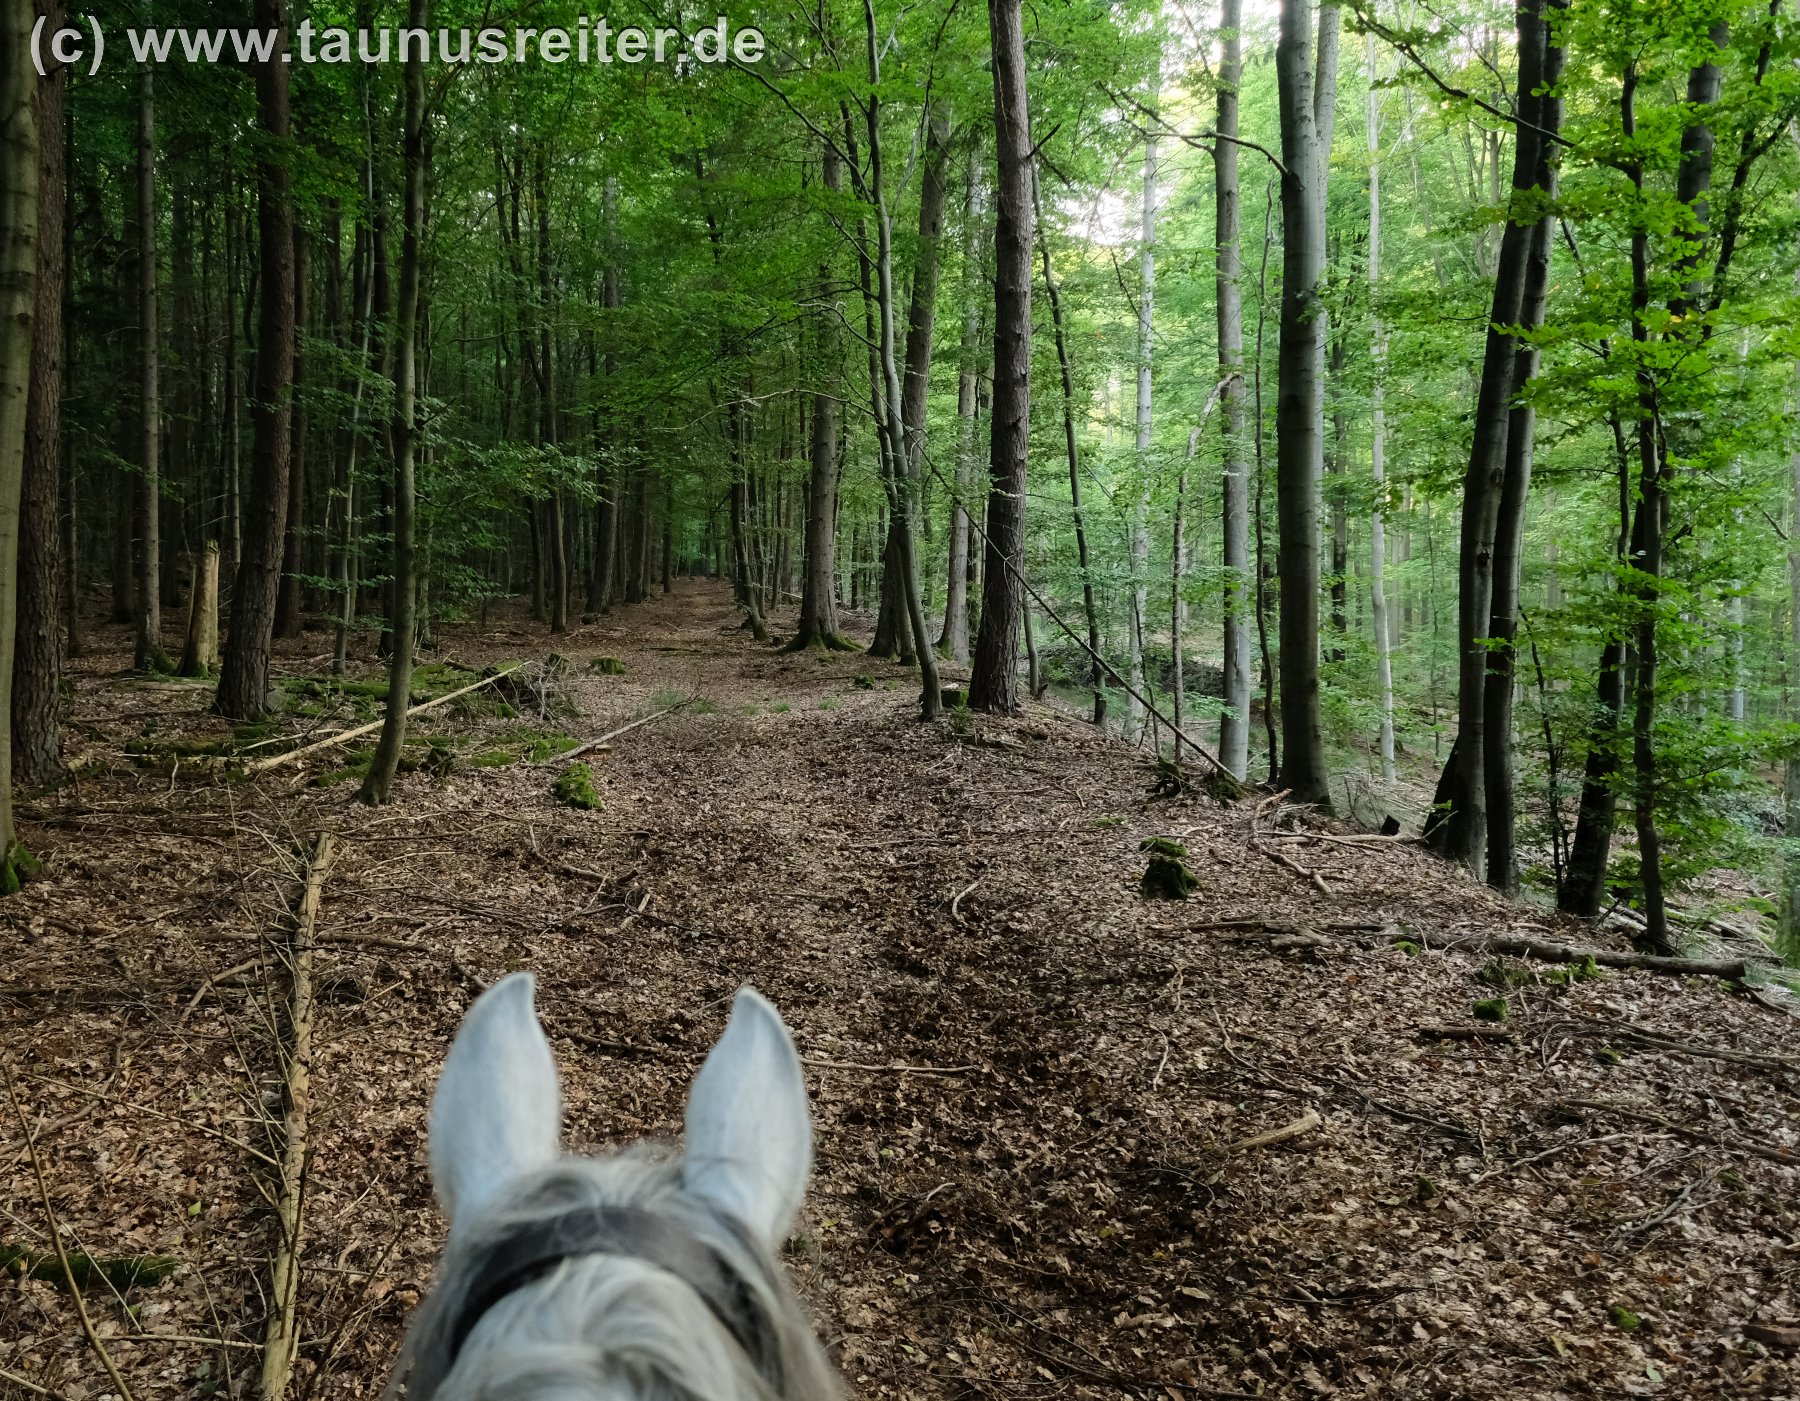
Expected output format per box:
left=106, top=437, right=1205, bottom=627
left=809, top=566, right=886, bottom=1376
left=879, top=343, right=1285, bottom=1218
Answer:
left=5, top=582, right=1799, bottom=1400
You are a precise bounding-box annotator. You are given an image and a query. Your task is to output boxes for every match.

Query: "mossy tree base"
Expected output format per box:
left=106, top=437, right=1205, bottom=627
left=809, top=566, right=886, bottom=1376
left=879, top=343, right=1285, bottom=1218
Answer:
left=1140, top=837, right=1200, bottom=900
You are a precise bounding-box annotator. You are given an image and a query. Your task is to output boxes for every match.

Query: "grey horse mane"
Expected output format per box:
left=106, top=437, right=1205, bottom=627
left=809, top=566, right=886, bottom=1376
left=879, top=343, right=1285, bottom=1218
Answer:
left=393, top=1150, right=840, bottom=1401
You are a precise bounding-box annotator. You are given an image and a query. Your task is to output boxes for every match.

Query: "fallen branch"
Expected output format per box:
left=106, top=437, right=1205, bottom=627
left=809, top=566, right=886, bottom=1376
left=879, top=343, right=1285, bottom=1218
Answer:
left=540, top=700, right=692, bottom=765
left=1254, top=842, right=1333, bottom=896
left=1562, top=1013, right=1798, bottom=1071
left=800, top=1057, right=981, bottom=1076
left=1417, top=1024, right=1516, bottom=1044
left=260, top=833, right=338, bottom=1401
left=244, top=667, right=524, bottom=774
left=1441, top=933, right=1745, bottom=981
left=1562, top=1097, right=1800, bottom=1167
left=2, top=1065, right=138, bottom=1401
left=177, top=957, right=265, bottom=1028
left=1219, top=1109, right=1322, bottom=1154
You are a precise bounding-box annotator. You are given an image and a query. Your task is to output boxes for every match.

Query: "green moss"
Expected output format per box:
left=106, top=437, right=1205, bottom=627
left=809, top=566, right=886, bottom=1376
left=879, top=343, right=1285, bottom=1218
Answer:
left=770, top=702, right=791, bottom=714
left=0, top=1242, right=178, bottom=1293
left=590, top=656, right=627, bottom=675
left=526, top=734, right=578, bottom=762
left=1139, top=839, right=1198, bottom=900
left=1596, top=1047, right=1625, bottom=1066
left=1478, top=960, right=1533, bottom=990
left=1092, top=815, right=1125, bottom=829
left=1607, top=1304, right=1642, bottom=1333
left=553, top=763, right=601, bottom=811
left=1472, top=998, right=1509, bottom=1023
left=472, top=749, right=519, bottom=768
left=852, top=674, right=875, bottom=690
left=1392, top=939, right=1420, bottom=956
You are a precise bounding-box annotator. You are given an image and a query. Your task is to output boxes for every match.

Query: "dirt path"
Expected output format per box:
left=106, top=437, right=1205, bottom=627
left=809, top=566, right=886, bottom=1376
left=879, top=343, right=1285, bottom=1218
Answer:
left=4, top=581, right=1798, bottom=1400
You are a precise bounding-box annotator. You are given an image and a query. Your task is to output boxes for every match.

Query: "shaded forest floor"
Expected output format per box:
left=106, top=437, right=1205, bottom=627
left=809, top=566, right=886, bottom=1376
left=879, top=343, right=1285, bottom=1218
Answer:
left=5, top=579, right=1800, bottom=1401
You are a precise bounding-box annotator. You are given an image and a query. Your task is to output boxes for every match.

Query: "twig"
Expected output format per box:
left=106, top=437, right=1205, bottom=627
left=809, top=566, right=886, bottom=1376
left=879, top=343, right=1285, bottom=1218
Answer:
left=0, top=1365, right=71, bottom=1399
left=540, top=701, right=692, bottom=765
left=244, top=667, right=524, bottom=774
left=948, top=876, right=983, bottom=924
left=2, top=1065, right=139, bottom=1401
left=1563, top=1098, right=1800, bottom=1167
left=260, top=834, right=338, bottom=1401
left=1439, top=933, right=1745, bottom=981
left=800, top=1057, right=980, bottom=1076
left=177, top=958, right=266, bottom=1029
left=1254, top=841, right=1333, bottom=895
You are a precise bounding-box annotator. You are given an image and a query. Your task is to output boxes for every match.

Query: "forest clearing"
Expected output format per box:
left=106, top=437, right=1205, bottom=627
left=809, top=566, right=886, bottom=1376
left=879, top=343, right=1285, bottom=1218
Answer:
left=4, top=583, right=1799, bottom=1401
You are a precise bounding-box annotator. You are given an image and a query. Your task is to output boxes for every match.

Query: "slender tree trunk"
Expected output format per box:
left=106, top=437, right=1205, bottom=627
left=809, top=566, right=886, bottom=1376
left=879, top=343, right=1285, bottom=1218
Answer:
left=792, top=143, right=850, bottom=651
left=939, top=166, right=983, bottom=665
left=1034, top=169, right=1106, bottom=725
left=13, top=0, right=65, bottom=787
left=1217, top=0, right=1252, bottom=779
left=358, top=0, right=428, bottom=805
left=1424, top=0, right=1555, bottom=867
left=1126, top=104, right=1160, bottom=743
left=275, top=227, right=309, bottom=638
left=133, top=51, right=166, bottom=672
left=969, top=0, right=1034, bottom=714
left=1365, top=30, right=1396, bottom=784
left=1272, top=0, right=1331, bottom=805
left=0, top=0, right=39, bottom=888
left=59, top=92, right=77, bottom=661
left=861, top=12, right=941, bottom=718
left=1483, top=12, right=1565, bottom=891
left=216, top=0, right=294, bottom=720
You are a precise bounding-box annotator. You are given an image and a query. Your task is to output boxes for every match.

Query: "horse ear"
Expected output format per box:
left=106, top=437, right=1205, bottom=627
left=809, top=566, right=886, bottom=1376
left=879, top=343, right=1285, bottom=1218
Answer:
left=683, top=988, right=813, bottom=1248
left=429, top=971, right=561, bottom=1230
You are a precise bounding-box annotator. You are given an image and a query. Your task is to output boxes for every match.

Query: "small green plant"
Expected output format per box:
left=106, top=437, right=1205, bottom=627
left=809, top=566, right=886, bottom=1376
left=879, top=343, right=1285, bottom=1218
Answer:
left=1472, top=998, right=1509, bottom=1023
left=852, top=674, right=875, bottom=690
left=1392, top=939, right=1420, bottom=956
left=1607, top=1304, right=1642, bottom=1333
left=1596, top=1047, right=1624, bottom=1066
left=818, top=697, right=838, bottom=711
left=552, top=763, right=601, bottom=811
left=1478, top=960, right=1533, bottom=990
left=526, top=734, right=578, bottom=762
left=770, top=701, right=792, bottom=714
left=591, top=656, right=627, bottom=675
left=689, top=697, right=721, bottom=715
left=1092, top=815, right=1125, bottom=829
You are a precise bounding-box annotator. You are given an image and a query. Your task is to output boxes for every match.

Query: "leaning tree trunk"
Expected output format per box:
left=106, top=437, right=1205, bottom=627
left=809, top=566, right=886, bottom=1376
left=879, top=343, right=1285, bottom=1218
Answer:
left=1424, top=0, right=1555, bottom=869
left=1216, top=0, right=1252, bottom=780
left=13, top=0, right=65, bottom=788
left=0, top=0, right=39, bottom=890
left=357, top=0, right=428, bottom=805
left=1272, top=0, right=1331, bottom=806
left=216, top=0, right=295, bottom=721
left=133, top=50, right=166, bottom=673
left=969, top=0, right=1034, bottom=714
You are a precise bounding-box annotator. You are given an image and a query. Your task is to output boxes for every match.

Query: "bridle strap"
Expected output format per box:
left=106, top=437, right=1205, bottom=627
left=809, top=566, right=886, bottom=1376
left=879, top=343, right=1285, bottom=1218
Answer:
left=444, top=1204, right=783, bottom=1391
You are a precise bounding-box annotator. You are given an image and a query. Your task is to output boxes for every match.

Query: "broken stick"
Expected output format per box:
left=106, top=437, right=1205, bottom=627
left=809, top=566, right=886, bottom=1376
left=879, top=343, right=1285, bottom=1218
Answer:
left=540, top=699, right=692, bottom=765
left=1219, top=1109, right=1323, bottom=1154
left=260, top=833, right=337, bottom=1401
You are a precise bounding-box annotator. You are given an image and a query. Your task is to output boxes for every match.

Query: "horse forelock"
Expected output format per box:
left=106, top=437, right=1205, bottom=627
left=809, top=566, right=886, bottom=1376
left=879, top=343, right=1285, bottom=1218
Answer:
left=393, top=1151, right=838, bottom=1401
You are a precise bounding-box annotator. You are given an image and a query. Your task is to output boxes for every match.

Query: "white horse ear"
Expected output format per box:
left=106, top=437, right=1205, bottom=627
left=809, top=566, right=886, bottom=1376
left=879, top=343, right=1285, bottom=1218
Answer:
left=429, top=971, right=561, bottom=1230
left=683, top=988, right=813, bottom=1248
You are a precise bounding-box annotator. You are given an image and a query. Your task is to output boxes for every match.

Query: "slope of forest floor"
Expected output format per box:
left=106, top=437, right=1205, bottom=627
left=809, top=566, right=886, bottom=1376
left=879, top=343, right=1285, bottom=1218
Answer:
left=4, top=580, right=1799, bottom=1401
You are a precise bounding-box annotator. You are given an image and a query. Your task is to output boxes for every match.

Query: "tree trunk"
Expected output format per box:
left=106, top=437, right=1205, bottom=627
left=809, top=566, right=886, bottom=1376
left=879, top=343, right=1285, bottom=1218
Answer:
left=1424, top=0, right=1557, bottom=867
left=0, top=0, right=39, bottom=888
left=358, top=0, right=428, bottom=805
left=1126, top=109, right=1159, bottom=743
left=178, top=541, right=220, bottom=676
left=938, top=164, right=983, bottom=665
left=13, top=0, right=64, bottom=788
left=133, top=51, right=166, bottom=673
left=791, top=141, right=850, bottom=651
left=216, top=0, right=295, bottom=720
left=1482, top=13, right=1566, bottom=892
left=861, top=28, right=941, bottom=719
left=1034, top=168, right=1106, bottom=726
left=275, top=228, right=309, bottom=638
left=1217, top=0, right=1252, bottom=780
left=1272, top=0, right=1331, bottom=805
left=1365, top=30, right=1396, bottom=784
left=969, top=0, right=1034, bottom=714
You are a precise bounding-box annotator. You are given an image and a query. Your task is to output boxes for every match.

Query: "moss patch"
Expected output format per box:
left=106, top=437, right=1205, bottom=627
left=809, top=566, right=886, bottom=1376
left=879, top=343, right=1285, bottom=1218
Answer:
left=0, top=1242, right=178, bottom=1294
left=1472, top=998, right=1509, bottom=1023
left=553, top=763, right=601, bottom=811
left=1139, top=837, right=1199, bottom=900
left=590, top=656, right=627, bottom=675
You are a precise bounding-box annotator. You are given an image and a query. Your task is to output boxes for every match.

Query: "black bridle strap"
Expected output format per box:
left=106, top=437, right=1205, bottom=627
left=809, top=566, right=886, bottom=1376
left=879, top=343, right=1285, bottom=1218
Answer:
left=444, top=1205, right=782, bottom=1390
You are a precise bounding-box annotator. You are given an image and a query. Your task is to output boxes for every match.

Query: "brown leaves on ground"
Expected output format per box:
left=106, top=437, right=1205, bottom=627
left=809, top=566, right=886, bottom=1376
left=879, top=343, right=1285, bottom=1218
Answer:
left=3, top=581, right=1799, bottom=1400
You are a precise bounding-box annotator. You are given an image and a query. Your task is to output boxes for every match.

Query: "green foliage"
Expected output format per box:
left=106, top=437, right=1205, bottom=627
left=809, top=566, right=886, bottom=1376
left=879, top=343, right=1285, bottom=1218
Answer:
left=1471, top=999, right=1509, bottom=1023
left=0, top=1242, right=178, bottom=1293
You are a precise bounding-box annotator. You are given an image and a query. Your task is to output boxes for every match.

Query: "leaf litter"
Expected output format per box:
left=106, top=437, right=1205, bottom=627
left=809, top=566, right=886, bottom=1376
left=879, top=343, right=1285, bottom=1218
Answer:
left=3, top=580, right=1799, bottom=1400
